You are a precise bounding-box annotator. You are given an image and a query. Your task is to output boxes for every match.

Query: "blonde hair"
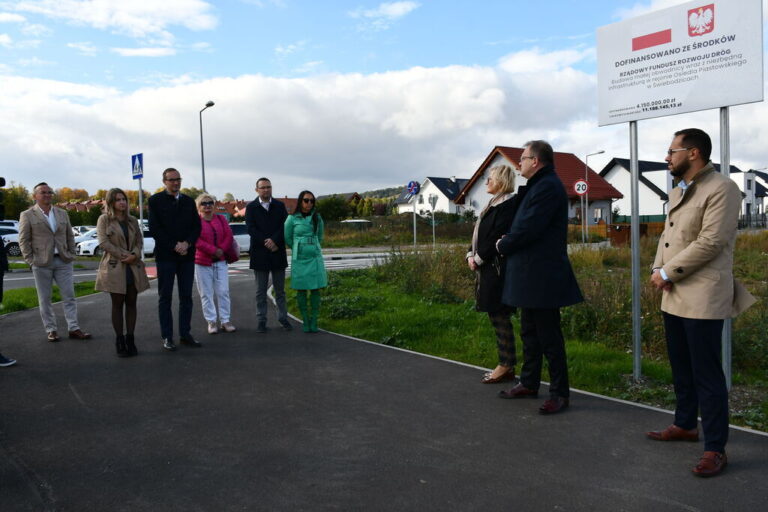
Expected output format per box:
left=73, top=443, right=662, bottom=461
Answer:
left=104, top=188, right=128, bottom=218
left=488, top=165, right=516, bottom=194
left=195, top=193, right=216, bottom=208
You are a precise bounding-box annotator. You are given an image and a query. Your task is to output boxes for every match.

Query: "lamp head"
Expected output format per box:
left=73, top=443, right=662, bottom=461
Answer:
left=205, top=100, right=215, bottom=108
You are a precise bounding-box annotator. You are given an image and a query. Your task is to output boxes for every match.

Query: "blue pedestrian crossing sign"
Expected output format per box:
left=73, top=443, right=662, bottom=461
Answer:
left=132, top=153, right=143, bottom=180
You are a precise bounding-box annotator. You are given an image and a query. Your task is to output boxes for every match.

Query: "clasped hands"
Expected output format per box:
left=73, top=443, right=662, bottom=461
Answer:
left=264, top=238, right=278, bottom=252
left=174, top=241, right=190, bottom=256
left=650, top=268, right=672, bottom=291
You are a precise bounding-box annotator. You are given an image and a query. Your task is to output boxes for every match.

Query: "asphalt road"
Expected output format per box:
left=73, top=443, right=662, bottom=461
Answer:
left=0, top=276, right=767, bottom=511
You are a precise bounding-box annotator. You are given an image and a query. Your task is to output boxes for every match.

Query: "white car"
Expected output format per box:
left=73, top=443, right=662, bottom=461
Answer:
left=72, top=225, right=95, bottom=237
left=77, top=228, right=155, bottom=257
left=228, top=223, right=250, bottom=253
left=74, top=228, right=99, bottom=244
left=0, top=227, right=21, bottom=257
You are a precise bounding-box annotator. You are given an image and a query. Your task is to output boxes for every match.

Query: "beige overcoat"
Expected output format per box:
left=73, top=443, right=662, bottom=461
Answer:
left=94, top=214, right=150, bottom=294
left=18, top=205, right=76, bottom=266
left=652, top=163, right=756, bottom=319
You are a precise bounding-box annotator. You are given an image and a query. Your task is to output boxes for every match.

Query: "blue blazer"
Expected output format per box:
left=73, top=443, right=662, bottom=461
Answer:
left=497, top=165, right=583, bottom=309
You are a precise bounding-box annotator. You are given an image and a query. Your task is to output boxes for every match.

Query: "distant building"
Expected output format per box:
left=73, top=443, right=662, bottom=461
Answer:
left=456, top=146, right=622, bottom=224
left=395, top=177, right=469, bottom=215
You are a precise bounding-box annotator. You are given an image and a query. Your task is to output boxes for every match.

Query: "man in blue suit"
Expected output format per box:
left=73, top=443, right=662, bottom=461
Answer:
left=496, top=140, right=583, bottom=414
left=245, top=178, right=290, bottom=333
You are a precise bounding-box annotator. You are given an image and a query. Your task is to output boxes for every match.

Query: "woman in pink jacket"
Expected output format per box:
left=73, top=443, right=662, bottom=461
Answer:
left=194, top=193, right=236, bottom=334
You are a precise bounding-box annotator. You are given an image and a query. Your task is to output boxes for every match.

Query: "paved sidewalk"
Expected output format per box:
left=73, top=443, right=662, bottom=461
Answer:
left=0, top=274, right=766, bottom=511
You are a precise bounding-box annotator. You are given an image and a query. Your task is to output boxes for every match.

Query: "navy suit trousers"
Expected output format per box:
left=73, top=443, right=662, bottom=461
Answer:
left=519, top=308, right=569, bottom=398
left=663, top=312, right=728, bottom=453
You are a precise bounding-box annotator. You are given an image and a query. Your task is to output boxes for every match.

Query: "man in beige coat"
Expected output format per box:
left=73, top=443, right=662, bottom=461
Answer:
left=646, top=128, right=754, bottom=478
left=19, top=183, right=91, bottom=342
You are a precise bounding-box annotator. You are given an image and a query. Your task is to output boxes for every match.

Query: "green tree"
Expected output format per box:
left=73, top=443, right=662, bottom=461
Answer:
left=1, top=183, right=32, bottom=219
left=222, top=192, right=235, bottom=202
left=180, top=187, right=204, bottom=200
left=316, top=195, right=350, bottom=222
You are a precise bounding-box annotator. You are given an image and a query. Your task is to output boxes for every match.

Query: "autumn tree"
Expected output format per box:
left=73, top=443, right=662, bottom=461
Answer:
left=1, top=182, right=32, bottom=219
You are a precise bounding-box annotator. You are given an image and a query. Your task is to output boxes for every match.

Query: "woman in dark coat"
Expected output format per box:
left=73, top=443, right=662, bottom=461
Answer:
left=466, top=165, right=519, bottom=383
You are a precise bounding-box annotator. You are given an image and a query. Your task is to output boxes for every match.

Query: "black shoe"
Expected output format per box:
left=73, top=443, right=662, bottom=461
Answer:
left=180, top=335, right=202, bottom=348
left=163, top=338, right=177, bottom=351
left=125, top=334, right=138, bottom=356
left=116, top=335, right=129, bottom=358
left=256, top=322, right=267, bottom=333
left=279, top=319, right=293, bottom=331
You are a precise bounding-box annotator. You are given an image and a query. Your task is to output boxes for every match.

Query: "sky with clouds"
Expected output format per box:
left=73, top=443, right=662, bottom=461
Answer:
left=1, top=0, right=767, bottom=200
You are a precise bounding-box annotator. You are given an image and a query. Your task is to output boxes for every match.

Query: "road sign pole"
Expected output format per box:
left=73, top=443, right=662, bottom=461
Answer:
left=138, top=178, right=145, bottom=260
left=720, top=106, right=732, bottom=390
left=630, top=121, right=642, bottom=382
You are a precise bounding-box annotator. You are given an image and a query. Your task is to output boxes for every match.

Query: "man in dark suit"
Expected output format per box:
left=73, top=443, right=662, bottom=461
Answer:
left=0, top=237, right=18, bottom=366
left=148, top=168, right=202, bottom=351
left=496, top=140, right=583, bottom=414
left=245, top=177, right=290, bottom=333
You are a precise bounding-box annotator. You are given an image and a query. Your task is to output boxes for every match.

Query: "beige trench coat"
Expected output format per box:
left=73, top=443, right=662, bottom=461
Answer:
left=652, top=163, right=756, bottom=319
left=94, top=214, right=150, bottom=294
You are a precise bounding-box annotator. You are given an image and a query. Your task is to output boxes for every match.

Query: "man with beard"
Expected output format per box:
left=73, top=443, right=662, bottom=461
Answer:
left=646, top=128, right=754, bottom=478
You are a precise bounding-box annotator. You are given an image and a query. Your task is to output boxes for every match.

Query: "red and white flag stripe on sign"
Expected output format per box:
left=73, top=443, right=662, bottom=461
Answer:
left=631, top=29, right=672, bottom=51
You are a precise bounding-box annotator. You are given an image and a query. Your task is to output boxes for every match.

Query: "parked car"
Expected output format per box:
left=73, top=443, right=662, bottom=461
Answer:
left=228, top=222, right=250, bottom=253
left=0, top=227, right=21, bottom=257
left=74, top=228, right=98, bottom=244
left=72, top=225, right=96, bottom=236
left=77, top=229, right=155, bottom=257
left=0, top=220, right=20, bottom=230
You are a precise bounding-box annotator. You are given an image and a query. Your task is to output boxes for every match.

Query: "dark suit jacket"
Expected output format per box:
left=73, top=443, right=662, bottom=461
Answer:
left=0, top=237, right=8, bottom=273
left=473, top=195, right=519, bottom=312
left=245, top=198, right=288, bottom=271
left=148, top=192, right=201, bottom=262
left=497, top=165, right=583, bottom=309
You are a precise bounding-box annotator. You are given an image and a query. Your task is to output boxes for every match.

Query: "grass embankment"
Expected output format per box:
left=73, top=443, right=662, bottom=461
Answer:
left=287, top=234, right=768, bottom=432
left=0, top=281, right=99, bottom=315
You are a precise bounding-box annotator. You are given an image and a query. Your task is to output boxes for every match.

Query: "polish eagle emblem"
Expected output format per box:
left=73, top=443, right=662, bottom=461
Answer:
left=688, top=4, right=714, bottom=36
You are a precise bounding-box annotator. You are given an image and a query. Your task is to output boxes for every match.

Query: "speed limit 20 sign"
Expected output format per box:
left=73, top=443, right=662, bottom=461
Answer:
left=573, top=180, right=589, bottom=196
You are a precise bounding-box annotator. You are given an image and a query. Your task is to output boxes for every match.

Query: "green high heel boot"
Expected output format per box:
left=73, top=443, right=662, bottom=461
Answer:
left=297, top=291, right=311, bottom=333
left=309, top=290, right=321, bottom=333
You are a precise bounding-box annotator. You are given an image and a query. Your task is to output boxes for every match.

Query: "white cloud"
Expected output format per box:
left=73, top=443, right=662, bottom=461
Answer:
left=189, top=41, right=212, bottom=52
left=0, top=12, right=26, bottom=22
left=615, top=0, right=697, bottom=20
left=111, top=47, right=177, bottom=57
left=0, top=62, right=12, bottom=73
left=10, top=0, right=217, bottom=42
left=18, top=56, right=54, bottom=66
left=292, top=60, right=323, bottom=74
left=349, top=1, right=420, bottom=31
left=275, top=40, right=306, bottom=56
left=20, top=22, right=51, bottom=36
left=1, top=45, right=766, bottom=202
left=68, top=41, right=97, bottom=56
left=0, top=32, right=11, bottom=46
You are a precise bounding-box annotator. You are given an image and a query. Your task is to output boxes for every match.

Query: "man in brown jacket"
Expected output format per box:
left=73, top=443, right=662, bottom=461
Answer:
left=646, top=128, right=754, bottom=478
left=19, top=183, right=91, bottom=342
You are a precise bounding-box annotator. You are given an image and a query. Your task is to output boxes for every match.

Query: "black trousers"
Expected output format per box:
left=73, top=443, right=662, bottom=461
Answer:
left=157, top=259, right=195, bottom=340
left=663, top=312, right=728, bottom=453
left=519, top=308, right=569, bottom=398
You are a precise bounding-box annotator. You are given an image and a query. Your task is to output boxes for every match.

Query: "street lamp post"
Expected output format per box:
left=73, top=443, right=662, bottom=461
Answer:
left=199, top=100, right=215, bottom=192
left=584, top=150, right=605, bottom=242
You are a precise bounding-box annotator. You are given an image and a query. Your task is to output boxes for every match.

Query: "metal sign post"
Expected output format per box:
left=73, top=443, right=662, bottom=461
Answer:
left=574, top=180, right=588, bottom=243
left=428, top=194, right=438, bottom=248
left=132, top=153, right=145, bottom=259
left=406, top=181, right=420, bottom=250
left=720, top=106, right=732, bottom=390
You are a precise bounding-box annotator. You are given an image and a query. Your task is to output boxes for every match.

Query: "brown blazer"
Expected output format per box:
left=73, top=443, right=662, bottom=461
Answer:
left=94, top=214, right=150, bottom=294
left=652, top=163, right=756, bottom=319
left=18, top=205, right=76, bottom=267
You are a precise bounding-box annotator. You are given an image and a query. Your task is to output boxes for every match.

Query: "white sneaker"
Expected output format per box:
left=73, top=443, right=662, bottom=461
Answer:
left=221, top=322, right=236, bottom=333
left=207, top=321, right=219, bottom=335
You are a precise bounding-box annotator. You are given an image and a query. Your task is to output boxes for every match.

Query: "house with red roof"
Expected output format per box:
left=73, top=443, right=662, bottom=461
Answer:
left=455, top=146, right=623, bottom=224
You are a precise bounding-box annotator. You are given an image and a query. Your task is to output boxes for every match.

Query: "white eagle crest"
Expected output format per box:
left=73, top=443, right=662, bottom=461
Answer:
left=689, top=7, right=714, bottom=35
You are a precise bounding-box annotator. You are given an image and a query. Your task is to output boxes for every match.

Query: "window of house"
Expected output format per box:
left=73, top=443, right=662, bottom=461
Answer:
left=747, top=179, right=752, bottom=190
left=593, top=208, right=603, bottom=222
left=418, top=194, right=424, bottom=204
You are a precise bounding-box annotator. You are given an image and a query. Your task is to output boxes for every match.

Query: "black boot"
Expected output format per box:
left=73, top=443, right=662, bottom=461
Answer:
left=116, top=335, right=129, bottom=358
left=125, top=334, right=138, bottom=356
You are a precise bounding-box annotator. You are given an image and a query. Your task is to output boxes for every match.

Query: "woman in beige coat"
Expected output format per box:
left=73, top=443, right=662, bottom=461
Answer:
left=95, top=188, right=150, bottom=357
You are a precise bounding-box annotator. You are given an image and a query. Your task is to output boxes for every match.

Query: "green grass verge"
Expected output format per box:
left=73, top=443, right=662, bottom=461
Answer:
left=287, top=269, right=767, bottom=432
left=0, top=281, right=99, bottom=315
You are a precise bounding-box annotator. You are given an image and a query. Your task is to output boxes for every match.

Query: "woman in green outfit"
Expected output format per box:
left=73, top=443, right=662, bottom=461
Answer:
left=284, top=190, right=327, bottom=332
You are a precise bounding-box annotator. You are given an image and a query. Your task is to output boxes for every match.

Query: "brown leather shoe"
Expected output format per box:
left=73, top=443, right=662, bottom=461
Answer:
left=646, top=424, right=699, bottom=442
left=692, top=451, right=727, bottom=477
left=481, top=369, right=516, bottom=384
left=47, top=331, right=60, bottom=342
left=498, top=383, right=538, bottom=399
left=68, top=329, right=92, bottom=340
left=539, top=396, right=569, bottom=415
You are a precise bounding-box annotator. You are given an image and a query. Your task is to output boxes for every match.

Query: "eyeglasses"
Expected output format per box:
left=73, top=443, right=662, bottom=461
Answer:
left=519, top=156, right=535, bottom=162
left=165, top=177, right=182, bottom=182
left=257, top=185, right=272, bottom=190
left=38, top=191, right=54, bottom=195
left=302, top=198, right=315, bottom=204
left=667, top=148, right=692, bottom=156
left=200, top=201, right=214, bottom=206
left=485, top=178, right=494, bottom=184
